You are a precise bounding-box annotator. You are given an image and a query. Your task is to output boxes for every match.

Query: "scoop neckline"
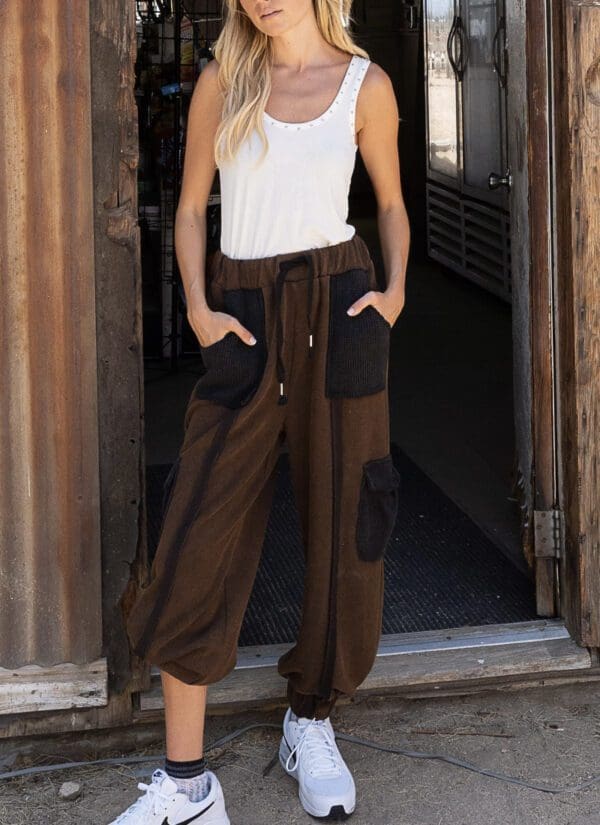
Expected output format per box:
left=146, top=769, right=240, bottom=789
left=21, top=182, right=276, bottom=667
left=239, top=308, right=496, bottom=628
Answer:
left=263, top=54, right=358, bottom=130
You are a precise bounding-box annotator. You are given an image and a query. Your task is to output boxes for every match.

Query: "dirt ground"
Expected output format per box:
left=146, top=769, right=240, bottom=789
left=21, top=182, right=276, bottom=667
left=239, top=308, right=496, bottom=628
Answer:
left=2, top=680, right=600, bottom=825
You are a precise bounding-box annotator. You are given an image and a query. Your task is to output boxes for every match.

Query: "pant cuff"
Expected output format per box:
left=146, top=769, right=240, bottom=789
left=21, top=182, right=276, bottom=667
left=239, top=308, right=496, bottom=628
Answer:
left=286, top=682, right=341, bottom=720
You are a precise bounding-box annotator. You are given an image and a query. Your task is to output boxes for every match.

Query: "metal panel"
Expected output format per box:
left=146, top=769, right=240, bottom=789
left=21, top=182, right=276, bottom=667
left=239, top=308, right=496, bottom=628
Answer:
left=426, top=181, right=511, bottom=300
left=0, top=2, right=103, bottom=670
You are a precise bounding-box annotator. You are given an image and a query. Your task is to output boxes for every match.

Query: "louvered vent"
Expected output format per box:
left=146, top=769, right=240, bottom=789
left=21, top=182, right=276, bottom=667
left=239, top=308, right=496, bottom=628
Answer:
left=426, top=181, right=512, bottom=302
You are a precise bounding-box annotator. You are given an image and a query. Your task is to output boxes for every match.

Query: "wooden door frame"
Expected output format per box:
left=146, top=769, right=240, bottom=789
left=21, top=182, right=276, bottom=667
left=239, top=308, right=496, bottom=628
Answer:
left=520, top=0, right=600, bottom=647
left=511, top=0, right=600, bottom=646
left=91, top=0, right=148, bottom=701
left=505, top=0, right=558, bottom=617
left=552, top=0, right=600, bottom=648
left=525, top=0, right=560, bottom=615
left=118, top=0, right=600, bottom=719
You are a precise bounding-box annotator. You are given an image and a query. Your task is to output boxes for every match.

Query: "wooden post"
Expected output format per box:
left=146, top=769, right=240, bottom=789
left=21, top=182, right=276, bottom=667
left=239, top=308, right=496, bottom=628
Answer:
left=554, top=0, right=600, bottom=646
left=90, top=0, right=147, bottom=696
left=527, top=0, right=559, bottom=615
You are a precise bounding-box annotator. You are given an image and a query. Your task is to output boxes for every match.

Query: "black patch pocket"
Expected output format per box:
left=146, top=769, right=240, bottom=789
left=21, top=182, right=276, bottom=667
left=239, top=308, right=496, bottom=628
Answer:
left=193, top=287, right=267, bottom=409
left=356, top=453, right=401, bottom=561
left=325, top=267, right=391, bottom=398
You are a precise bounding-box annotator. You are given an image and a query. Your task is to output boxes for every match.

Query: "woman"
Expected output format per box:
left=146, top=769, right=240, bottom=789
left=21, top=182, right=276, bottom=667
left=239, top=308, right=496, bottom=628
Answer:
left=115, top=0, right=409, bottom=823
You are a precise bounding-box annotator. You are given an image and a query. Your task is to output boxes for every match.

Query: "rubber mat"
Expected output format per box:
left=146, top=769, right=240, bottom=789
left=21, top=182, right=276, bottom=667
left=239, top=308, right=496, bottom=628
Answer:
left=145, top=443, right=537, bottom=646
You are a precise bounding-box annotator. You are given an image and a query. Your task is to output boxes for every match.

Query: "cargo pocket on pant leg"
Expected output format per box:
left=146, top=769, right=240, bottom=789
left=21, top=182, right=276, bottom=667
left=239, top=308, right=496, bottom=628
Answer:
left=325, top=267, right=391, bottom=398
left=193, top=286, right=267, bottom=409
left=356, top=453, right=401, bottom=561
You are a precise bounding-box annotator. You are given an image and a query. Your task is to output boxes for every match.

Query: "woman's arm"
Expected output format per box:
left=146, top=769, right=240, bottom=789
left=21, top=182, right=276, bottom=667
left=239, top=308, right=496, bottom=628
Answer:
left=175, top=59, right=256, bottom=348
left=347, top=62, right=410, bottom=326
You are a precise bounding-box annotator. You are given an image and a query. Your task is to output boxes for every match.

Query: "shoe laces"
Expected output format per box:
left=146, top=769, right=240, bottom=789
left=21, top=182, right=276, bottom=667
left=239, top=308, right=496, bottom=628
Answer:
left=112, top=769, right=175, bottom=822
left=285, top=717, right=343, bottom=779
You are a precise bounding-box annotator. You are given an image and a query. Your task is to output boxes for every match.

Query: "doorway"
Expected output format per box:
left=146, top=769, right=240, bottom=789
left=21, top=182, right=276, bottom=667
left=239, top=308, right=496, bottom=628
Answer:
left=132, top=0, right=582, bottom=708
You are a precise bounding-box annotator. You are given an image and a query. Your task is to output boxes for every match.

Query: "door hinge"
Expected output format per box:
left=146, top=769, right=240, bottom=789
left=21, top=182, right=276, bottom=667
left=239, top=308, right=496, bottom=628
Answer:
left=533, top=508, right=564, bottom=559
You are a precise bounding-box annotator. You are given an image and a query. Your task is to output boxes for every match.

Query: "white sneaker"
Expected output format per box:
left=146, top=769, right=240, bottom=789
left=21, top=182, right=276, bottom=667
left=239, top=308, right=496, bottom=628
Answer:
left=108, top=768, right=230, bottom=825
left=279, top=707, right=356, bottom=820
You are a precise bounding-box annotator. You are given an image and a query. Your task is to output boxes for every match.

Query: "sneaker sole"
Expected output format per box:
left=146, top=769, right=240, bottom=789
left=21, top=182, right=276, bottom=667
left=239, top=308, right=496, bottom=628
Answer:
left=278, top=736, right=356, bottom=821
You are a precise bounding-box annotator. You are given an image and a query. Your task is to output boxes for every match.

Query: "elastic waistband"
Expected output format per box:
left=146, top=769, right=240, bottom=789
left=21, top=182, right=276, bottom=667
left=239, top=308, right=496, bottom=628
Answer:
left=209, top=232, right=373, bottom=290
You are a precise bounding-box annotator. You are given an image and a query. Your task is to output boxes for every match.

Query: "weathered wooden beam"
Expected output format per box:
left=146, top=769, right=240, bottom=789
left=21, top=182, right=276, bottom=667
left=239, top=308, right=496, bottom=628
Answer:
left=89, top=0, right=146, bottom=696
left=0, top=659, right=108, bottom=715
left=506, top=0, right=535, bottom=572
left=554, top=1, right=600, bottom=645
left=526, top=0, right=559, bottom=615
left=0, top=688, right=134, bottom=741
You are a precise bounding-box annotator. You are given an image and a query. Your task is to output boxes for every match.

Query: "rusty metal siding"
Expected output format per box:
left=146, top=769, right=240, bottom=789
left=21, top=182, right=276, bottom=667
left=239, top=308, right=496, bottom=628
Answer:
left=0, top=1, right=103, bottom=667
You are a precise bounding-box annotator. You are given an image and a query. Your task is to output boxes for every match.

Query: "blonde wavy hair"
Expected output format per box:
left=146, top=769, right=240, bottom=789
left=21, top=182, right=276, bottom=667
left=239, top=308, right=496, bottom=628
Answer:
left=212, top=0, right=369, bottom=165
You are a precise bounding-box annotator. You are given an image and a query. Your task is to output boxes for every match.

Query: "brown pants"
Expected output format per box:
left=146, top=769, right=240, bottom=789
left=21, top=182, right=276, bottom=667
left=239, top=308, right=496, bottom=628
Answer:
left=126, top=232, right=400, bottom=720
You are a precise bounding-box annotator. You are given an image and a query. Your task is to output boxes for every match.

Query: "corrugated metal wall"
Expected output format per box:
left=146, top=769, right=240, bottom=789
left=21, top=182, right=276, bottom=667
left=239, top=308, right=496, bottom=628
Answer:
left=0, top=1, right=103, bottom=668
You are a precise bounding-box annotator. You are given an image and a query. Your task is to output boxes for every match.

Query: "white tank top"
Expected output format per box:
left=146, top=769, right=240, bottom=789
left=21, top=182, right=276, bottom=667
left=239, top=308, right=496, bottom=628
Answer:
left=217, top=54, right=371, bottom=260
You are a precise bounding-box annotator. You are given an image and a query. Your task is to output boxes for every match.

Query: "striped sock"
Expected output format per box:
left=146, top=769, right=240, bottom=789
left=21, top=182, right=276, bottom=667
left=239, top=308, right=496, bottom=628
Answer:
left=164, top=756, right=211, bottom=803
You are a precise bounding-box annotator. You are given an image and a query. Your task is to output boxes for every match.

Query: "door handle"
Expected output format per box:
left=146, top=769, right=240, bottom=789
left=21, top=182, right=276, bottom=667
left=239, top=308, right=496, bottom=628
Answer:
left=446, top=15, right=459, bottom=78
left=455, top=16, right=470, bottom=79
left=446, top=16, right=469, bottom=81
left=488, top=169, right=512, bottom=190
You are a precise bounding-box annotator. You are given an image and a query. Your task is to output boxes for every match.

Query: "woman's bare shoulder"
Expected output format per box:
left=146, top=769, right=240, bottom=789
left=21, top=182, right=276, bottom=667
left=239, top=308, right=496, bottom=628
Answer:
left=361, top=59, right=393, bottom=98
left=356, top=60, right=397, bottom=133
left=194, top=57, right=221, bottom=95
left=187, top=57, right=224, bottom=128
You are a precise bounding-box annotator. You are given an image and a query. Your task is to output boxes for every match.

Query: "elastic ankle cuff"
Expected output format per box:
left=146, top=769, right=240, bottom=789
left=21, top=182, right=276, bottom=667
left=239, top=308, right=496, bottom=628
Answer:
left=287, top=683, right=338, bottom=721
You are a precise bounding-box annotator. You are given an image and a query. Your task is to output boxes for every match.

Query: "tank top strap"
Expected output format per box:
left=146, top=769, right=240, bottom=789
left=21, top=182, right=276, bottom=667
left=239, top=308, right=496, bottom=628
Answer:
left=342, top=55, right=371, bottom=143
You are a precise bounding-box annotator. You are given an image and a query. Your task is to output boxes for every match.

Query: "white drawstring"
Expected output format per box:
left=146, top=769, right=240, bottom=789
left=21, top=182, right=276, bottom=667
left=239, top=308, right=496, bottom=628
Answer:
left=285, top=718, right=343, bottom=778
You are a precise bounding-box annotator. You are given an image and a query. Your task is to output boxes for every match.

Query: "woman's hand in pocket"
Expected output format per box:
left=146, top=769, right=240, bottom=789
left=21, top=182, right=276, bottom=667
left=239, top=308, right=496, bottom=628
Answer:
left=346, top=286, right=405, bottom=327
left=187, top=302, right=256, bottom=349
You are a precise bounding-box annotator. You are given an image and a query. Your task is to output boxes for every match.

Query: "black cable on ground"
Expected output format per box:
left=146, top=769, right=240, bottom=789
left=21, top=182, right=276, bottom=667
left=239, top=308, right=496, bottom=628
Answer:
left=0, top=722, right=598, bottom=795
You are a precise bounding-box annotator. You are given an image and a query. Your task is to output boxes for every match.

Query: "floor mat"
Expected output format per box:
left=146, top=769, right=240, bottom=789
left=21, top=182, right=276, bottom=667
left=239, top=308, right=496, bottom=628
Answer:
left=145, top=443, right=537, bottom=646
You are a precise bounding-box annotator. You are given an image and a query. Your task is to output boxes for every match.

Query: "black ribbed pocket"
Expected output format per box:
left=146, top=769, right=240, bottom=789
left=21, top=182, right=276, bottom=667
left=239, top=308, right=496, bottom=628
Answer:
left=356, top=453, right=400, bottom=561
left=325, top=268, right=391, bottom=398
left=193, top=287, right=267, bottom=409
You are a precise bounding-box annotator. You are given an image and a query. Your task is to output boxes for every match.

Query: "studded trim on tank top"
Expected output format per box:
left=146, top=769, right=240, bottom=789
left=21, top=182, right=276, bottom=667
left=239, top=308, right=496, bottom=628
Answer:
left=263, top=54, right=368, bottom=133
left=348, top=58, right=370, bottom=146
